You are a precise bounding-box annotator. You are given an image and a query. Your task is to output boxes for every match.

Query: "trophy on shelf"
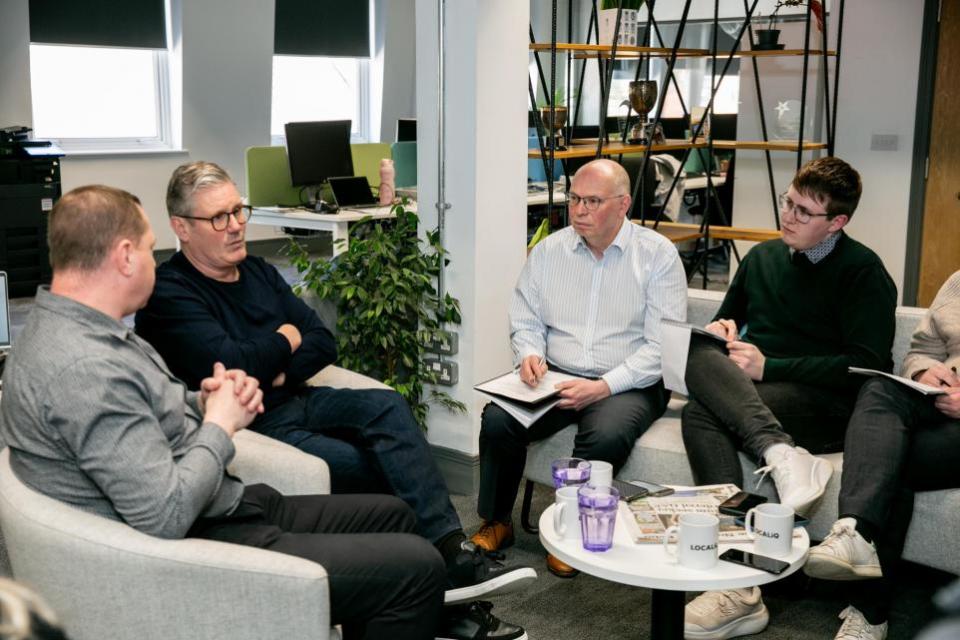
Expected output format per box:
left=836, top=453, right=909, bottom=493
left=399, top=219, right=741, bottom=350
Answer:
left=627, top=80, right=659, bottom=145
left=539, top=105, right=568, bottom=151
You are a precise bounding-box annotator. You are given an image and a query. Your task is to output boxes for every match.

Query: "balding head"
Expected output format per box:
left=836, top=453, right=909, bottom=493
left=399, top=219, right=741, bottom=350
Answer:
left=573, top=159, right=631, bottom=196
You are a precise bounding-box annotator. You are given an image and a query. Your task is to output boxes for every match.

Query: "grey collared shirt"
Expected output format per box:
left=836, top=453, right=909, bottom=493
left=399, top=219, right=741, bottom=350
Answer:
left=0, top=288, right=243, bottom=539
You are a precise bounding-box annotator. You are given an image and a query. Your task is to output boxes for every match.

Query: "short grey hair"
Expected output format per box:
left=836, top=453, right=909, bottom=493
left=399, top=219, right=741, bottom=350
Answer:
left=166, top=161, right=234, bottom=218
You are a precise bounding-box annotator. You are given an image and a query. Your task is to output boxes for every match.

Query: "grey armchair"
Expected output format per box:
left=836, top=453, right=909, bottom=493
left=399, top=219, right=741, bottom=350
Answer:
left=0, top=430, right=340, bottom=640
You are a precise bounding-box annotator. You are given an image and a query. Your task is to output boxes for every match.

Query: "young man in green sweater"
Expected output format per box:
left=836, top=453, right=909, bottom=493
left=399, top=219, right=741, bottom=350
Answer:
left=680, top=157, right=898, bottom=640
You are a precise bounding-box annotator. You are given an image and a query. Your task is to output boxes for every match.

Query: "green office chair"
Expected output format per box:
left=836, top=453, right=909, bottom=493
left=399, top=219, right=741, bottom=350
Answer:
left=390, top=142, right=417, bottom=188
left=245, top=146, right=303, bottom=207
left=350, top=143, right=392, bottom=191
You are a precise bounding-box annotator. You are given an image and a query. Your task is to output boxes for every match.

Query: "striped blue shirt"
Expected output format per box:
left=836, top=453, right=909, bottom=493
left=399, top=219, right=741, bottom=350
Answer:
left=510, top=219, right=688, bottom=395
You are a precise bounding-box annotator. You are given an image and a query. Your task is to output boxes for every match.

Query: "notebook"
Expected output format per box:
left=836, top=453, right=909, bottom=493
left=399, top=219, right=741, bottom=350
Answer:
left=328, top=176, right=381, bottom=209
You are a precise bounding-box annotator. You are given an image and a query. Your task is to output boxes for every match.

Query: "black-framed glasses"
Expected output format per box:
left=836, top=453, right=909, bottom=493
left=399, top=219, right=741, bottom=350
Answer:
left=174, top=204, right=252, bottom=231
left=778, top=193, right=831, bottom=224
left=566, top=192, right=627, bottom=212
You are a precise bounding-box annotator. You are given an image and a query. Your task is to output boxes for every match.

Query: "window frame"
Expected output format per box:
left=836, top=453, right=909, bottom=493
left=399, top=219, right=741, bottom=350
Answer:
left=28, top=44, right=176, bottom=154
left=269, top=55, right=373, bottom=147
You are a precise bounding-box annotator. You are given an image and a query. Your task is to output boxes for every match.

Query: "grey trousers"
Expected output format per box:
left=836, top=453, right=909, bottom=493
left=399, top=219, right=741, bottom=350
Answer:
left=681, top=339, right=855, bottom=488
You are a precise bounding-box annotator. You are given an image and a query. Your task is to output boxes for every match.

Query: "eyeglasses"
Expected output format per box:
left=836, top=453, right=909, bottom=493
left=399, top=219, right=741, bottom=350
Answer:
left=778, top=193, right=831, bottom=224
left=174, top=204, right=252, bottom=231
left=566, top=192, right=627, bottom=212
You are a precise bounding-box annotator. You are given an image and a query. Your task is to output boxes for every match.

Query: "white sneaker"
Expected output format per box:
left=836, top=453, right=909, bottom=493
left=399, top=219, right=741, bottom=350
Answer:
left=684, top=587, right=769, bottom=639
left=805, top=518, right=882, bottom=580
left=754, top=446, right=832, bottom=514
left=834, top=605, right=887, bottom=640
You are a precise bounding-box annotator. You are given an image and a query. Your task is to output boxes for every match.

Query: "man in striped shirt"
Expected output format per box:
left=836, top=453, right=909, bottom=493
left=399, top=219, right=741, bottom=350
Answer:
left=470, top=159, right=688, bottom=577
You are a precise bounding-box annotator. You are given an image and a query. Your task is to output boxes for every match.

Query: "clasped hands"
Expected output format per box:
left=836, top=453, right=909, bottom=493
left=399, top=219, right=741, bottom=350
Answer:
left=705, top=319, right=765, bottom=381
left=518, top=354, right=610, bottom=412
left=914, top=363, right=960, bottom=419
left=199, top=362, right=265, bottom=436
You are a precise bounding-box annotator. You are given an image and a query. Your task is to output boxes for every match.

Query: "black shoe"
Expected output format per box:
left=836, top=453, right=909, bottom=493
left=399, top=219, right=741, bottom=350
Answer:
left=436, top=601, right=528, bottom=640
left=444, top=541, right=537, bottom=605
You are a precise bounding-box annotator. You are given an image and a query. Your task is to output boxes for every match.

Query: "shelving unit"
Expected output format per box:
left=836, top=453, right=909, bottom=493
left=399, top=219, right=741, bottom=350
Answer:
left=529, top=0, right=846, bottom=283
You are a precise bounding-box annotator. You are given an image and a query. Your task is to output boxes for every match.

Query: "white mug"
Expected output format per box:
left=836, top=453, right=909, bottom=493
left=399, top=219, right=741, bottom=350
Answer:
left=745, top=503, right=794, bottom=557
left=587, top=460, right=613, bottom=488
left=553, top=486, right=581, bottom=540
left=663, top=513, right=719, bottom=570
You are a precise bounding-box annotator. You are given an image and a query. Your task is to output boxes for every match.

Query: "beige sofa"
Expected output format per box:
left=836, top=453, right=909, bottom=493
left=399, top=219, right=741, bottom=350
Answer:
left=521, top=289, right=960, bottom=576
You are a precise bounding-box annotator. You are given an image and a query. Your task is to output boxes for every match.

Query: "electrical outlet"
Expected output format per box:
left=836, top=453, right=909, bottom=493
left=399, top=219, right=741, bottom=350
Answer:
left=425, top=330, right=459, bottom=355
left=424, top=357, right=458, bottom=386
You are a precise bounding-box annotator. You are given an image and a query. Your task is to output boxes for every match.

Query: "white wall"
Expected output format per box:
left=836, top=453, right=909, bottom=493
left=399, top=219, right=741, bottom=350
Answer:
left=377, top=0, right=417, bottom=142
left=416, top=0, right=529, bottom=454
left=0, top=0, right=32, bottom=127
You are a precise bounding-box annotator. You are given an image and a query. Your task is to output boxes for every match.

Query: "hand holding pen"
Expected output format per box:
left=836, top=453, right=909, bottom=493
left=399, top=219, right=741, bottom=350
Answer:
left=517, top=355, right=548, bottom=388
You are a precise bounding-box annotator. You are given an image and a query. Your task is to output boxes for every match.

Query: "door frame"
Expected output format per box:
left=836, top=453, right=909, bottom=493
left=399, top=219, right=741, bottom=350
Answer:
left=903, top=0, right=943, bottom=306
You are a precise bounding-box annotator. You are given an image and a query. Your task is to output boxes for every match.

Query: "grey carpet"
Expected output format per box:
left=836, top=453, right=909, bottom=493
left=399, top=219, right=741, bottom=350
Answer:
left=449, top=484, right=949, bottom=640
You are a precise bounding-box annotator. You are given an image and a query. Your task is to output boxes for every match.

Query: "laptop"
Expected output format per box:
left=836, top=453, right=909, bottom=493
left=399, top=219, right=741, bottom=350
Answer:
left=328, top=176, right=382, bottom=209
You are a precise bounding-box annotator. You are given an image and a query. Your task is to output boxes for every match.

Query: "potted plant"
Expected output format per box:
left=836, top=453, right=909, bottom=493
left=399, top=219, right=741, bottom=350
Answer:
left=754, top=0, right=807, bottom=50
left=286, top=203, right=465, bottom=429
left=598, top=0, right=645, bottom=47
left=537, top=88, right=568, bottom=150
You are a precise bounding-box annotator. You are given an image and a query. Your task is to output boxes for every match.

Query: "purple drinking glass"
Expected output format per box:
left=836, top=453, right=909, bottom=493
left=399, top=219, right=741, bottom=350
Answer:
left=551, top=458, right=592, bottom=489
left=578, top=483, right=620, bottom=552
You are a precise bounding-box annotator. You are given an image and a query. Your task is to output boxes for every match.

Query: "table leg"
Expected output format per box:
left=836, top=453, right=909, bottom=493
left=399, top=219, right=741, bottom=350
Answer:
left=650, top=589, right=685, bottom=640
left=332, top=223, right=349, bottom=257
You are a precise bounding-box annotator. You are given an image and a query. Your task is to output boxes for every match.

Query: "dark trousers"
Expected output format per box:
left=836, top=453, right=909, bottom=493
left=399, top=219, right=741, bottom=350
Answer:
left=188, top=484, right=446, bottom=640
left=839, top=377, right=960, bottom=622
left=477, top=382, right=669, bottom=522
left=681, top=340, right=855, bottom=488
left=252, top=386, right=461, bottom=543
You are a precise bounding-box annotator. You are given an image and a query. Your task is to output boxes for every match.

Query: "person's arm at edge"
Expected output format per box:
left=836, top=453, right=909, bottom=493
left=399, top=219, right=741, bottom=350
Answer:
left=901, top=270, right=959, bottom=380
left=508, top=243, right=548, bottom=364
left=602, top=242, right=688, bottom=394
left=268, top=263, right=337, bottom=386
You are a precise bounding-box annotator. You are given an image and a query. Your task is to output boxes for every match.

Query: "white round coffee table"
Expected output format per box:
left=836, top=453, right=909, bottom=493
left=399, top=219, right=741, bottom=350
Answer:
left=539, top=503, right=809, bottom=640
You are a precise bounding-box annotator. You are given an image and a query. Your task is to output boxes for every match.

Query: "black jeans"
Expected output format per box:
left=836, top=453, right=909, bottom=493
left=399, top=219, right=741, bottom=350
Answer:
left=839, top=377, right=960, bottom=623
left=252, top=387, right=462, bottom=544
left=189, top=484, right=446, bottom=640
left=477, top=382, right=669, bottom=522
left=681, top=340, right=855, bottom=488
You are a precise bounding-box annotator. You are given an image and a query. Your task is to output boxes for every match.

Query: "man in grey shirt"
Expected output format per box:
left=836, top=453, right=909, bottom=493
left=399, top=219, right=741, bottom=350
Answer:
left=0, top=185, right=524, bottom=640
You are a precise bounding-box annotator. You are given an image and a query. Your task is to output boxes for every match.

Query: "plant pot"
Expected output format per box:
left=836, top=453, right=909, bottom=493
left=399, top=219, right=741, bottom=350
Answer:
left=754, top=29, right=782, bottom=50
left=598, top=9, right=638, bottom=47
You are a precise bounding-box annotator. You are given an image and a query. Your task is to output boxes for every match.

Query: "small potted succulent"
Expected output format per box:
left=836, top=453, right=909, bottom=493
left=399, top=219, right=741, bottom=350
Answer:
left=598, top=0, right=645, bottom=47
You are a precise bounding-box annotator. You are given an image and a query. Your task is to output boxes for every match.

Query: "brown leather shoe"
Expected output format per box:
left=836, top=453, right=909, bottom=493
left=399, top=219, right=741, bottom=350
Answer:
left=546, top=553, right=579, bottom=578
left=469, top=520, right=515, bottom=552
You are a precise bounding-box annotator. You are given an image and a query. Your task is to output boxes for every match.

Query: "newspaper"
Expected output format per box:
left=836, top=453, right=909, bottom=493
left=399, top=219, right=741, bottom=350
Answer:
left=620, top=483, right=802, bottom=544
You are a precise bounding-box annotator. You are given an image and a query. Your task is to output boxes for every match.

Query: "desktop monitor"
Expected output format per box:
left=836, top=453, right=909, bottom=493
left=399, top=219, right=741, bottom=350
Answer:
left=396, top=118, right=417, bottom=142
left=284, top=120, right=354, bottom=187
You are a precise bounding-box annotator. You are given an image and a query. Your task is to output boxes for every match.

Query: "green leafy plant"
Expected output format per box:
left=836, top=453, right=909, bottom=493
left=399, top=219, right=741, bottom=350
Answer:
left=286, top=202, right=465, bottom=429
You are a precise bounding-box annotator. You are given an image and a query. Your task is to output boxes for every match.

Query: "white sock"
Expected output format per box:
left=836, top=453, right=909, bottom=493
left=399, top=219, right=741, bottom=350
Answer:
left=762, top=443, right=792, bottom=464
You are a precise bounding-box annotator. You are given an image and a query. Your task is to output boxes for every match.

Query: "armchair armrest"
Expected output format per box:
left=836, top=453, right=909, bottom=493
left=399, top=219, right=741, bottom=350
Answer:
left=231, top=429, right=330, bottom=495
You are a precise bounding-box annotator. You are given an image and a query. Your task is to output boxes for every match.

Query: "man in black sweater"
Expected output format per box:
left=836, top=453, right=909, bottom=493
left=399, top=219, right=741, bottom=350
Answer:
left=681, top=157, right=898, bottom=640
left=136, top=161, right=534, bottom=640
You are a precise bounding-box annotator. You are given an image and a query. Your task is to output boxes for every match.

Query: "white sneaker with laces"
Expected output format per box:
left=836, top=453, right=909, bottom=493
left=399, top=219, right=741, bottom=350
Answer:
left=684, top=587, right=769, bottom=639
left=754, top=445, right=832, bottom=514
left=805, top=518, right=882, bottom=580
left=834, top=605, right=887, bottom=640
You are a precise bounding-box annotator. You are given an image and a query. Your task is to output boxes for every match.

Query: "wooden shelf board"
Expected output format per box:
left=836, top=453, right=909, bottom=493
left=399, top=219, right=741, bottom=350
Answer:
left=635, top=220, right=782, bottom=243
left=712, top=140, right=827, bottom=151
left=737, top=49, right=837, bottom=57
left=530, top=42, right=709, bottom=56
left=529, top=138, right=825, bottom=158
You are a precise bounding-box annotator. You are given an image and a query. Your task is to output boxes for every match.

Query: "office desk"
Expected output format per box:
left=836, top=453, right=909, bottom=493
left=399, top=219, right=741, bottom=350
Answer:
left=250, top=204, right=405, bottom=256
left=396, top=185, right=567, bottom=207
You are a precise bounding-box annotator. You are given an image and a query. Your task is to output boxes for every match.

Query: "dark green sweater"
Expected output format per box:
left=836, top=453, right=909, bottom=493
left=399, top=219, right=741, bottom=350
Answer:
left=715, top=232, right=897, bottom=388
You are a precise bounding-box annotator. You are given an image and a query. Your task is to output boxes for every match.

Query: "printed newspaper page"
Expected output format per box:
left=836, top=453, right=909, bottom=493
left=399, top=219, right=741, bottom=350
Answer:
left=621, top=484, right=801, bottom=544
